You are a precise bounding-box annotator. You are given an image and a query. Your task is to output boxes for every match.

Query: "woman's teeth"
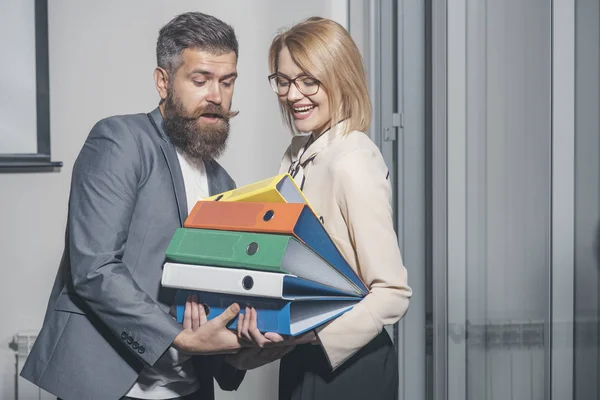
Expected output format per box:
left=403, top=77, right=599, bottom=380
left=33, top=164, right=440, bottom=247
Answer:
left=294, top=105, right=315, bottom=114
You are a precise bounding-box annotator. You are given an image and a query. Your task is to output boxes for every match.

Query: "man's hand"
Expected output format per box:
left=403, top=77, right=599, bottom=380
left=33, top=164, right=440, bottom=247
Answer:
left=173, top=295, right=243, bottom=355
left=224, top=346, right=296, bottom=370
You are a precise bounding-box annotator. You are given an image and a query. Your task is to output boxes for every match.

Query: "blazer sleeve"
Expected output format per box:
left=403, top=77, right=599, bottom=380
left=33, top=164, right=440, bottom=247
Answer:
left=68, top=117, right=182, bottom=366
left=314, top=148, right=412, bottom=370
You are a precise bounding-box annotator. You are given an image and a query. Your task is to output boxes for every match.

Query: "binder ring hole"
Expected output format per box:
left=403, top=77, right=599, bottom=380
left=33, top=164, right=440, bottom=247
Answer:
left=263, top=210, right=275, bottom=221
left=242, top=276, right=254, bottom=290
left=246, top=242, right=259, bottom=255
left=214, top=194, right=224, bottom=201
left=202, top=304, right=210, bottom=316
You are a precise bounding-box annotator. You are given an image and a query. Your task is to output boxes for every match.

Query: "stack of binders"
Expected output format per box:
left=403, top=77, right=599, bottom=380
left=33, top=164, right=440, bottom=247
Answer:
left=161, top=173, right=367, bottom=336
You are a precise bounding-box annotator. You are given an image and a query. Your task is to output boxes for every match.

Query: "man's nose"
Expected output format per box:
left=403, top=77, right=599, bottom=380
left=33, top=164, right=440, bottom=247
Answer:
left=287, top=83, right=304, bottom=102
left=206, top=82, right=222, bottom=104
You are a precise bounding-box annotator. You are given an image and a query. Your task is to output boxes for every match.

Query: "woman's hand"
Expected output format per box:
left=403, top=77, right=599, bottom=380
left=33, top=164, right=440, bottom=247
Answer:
left=290, top=329, right=319, bottom=345
left=237, top=307, right=320, bottom=347
left=237, top=307, right=286, bottom=347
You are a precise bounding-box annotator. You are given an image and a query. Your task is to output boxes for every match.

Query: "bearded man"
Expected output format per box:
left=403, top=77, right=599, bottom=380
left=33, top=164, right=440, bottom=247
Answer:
left=20, top=12, right=275, bottom=400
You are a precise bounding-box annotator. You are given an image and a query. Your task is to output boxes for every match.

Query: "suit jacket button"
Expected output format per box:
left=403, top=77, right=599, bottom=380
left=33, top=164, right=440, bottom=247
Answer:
left=121, top=332, right=128, bottom=340
left=132, top=342, right=139, bottom=349
left=127, top=337, right=134, bottom=345
left=138, top=346, right=145, bottom=354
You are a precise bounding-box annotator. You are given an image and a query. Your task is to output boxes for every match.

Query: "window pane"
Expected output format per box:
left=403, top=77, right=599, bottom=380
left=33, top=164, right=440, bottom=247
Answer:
left=447, top=0, right=551, bottom=399
left=574, top=0, right=600, bottom=398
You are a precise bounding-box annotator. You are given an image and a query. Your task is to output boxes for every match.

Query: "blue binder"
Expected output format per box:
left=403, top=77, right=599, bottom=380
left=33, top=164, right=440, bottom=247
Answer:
left=174, top=290, right=359, bottom=336
left=293, top=206, right=368, bottom=294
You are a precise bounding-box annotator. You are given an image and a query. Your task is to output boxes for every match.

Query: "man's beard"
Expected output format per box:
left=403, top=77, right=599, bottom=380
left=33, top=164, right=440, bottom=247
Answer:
left=162, top=87, right=238, bottom=161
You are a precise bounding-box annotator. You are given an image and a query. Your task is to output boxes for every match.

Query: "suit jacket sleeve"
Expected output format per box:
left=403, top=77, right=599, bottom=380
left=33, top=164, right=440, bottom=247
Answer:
left=314, top=148, right=412, bottom=370
left=68, top=117, right=182, bottom=366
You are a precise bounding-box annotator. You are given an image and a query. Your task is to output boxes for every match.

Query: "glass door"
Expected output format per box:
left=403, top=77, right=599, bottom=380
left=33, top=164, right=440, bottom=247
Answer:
left=430, top=0, right=555, bottom=399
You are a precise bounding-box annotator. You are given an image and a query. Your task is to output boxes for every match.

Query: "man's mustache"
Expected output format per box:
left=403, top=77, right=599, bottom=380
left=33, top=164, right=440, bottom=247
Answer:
left=185, top=103, right=239, bottom=121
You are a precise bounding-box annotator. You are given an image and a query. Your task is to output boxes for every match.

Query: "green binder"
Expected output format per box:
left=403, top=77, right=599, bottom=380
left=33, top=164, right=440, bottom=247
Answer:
left=165, top=228, right=363, bottom=296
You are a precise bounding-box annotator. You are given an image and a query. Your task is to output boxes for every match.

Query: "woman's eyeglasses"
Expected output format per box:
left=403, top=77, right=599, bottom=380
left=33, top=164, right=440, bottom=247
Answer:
left=268, top=74, right=321, bottom=96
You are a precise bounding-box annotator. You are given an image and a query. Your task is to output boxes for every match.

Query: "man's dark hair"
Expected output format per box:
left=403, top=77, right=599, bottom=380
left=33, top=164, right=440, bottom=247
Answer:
left=157, top=12, right=238, bottom=75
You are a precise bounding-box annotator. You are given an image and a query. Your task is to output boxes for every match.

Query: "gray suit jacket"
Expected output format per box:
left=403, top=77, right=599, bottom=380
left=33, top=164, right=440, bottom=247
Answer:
left=21, top=108, right=245, bottom=400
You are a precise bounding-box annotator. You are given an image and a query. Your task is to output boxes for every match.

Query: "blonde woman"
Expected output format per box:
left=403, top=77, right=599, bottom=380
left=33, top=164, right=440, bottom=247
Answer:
left=264, top=17, right=412, bottom=399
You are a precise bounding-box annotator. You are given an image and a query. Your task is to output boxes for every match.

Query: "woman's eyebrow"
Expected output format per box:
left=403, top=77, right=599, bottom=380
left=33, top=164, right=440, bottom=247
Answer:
left=276, top=72, right=312, bottom=79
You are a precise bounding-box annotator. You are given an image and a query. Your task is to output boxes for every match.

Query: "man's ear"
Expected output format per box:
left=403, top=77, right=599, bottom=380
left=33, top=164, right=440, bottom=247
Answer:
left=154, top=67, right=169, bottom=101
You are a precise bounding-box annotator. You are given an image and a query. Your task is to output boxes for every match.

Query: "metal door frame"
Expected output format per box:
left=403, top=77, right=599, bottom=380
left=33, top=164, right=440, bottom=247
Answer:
left=348, top=1, right=428, bottom=399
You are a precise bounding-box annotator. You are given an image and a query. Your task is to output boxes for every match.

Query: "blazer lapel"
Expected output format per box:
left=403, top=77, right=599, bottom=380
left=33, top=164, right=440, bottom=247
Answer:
left=148, top=108, right=187, bottom=225
left=205, top=160, right=223, bottom=196
left=160, top=145, right=187, bottom=225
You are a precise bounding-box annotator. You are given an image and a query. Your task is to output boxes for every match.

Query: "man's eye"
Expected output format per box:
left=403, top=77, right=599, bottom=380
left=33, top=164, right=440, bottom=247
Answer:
left=222, top=80, right=233, bottom=88
left=193, top=81, right=206, bottom=87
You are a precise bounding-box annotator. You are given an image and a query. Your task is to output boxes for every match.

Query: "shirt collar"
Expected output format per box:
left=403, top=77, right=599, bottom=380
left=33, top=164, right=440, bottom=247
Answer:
left=294, top=120, right=350, bottom=165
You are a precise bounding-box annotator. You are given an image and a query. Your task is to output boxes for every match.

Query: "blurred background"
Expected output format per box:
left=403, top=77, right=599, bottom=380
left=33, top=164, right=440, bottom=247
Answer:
left=0, top=1, right=597, bottom=399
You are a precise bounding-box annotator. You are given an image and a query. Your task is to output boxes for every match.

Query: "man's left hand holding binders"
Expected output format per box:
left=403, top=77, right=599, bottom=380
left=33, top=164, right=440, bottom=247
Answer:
left=181, top=296, right=296, bottom=370
left=174, top=295, right=245, bottom=355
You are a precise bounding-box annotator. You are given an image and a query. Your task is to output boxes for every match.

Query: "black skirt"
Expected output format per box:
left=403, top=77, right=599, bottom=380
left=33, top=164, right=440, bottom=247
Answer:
left=279, top=330, right=398, bottom=400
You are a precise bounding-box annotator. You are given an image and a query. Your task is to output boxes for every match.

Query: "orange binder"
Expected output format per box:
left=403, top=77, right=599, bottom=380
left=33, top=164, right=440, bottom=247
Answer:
left=185, top=201, right=305, bottom=234
left=184, top=201, right=368, bottom=293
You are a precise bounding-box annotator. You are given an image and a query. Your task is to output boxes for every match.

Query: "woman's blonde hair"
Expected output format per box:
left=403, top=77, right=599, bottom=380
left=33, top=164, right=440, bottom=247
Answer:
left=268, top=17, right=371, bottom=134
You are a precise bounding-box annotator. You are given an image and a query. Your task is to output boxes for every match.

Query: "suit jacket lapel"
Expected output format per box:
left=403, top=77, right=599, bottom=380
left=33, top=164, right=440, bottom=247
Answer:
left=205, top=160, right=223, bottom=196
left=148, top=108, right=187, bottom=226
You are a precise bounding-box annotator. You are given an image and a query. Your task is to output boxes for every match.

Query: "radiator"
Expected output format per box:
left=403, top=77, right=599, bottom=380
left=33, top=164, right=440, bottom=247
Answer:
left=13, top=331, right=54, bottom=400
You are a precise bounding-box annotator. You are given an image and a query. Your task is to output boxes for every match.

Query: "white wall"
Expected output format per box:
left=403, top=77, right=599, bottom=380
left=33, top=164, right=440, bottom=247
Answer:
left=0, top=1, right=347, bottom=399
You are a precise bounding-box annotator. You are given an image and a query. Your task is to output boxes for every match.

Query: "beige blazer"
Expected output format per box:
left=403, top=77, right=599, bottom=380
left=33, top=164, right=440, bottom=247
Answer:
left=278, top=123, right=412, bottom=370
